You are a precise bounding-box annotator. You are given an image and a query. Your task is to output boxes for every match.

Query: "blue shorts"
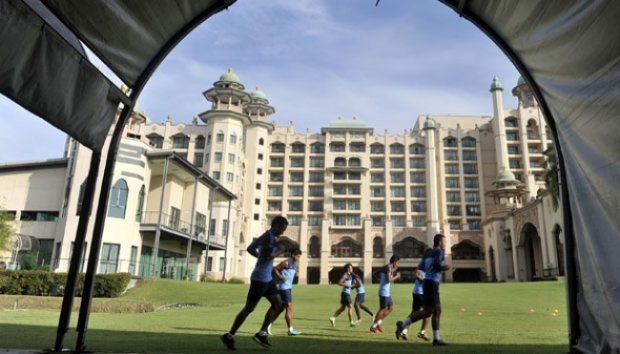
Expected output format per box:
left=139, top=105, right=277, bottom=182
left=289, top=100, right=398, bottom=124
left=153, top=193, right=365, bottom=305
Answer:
left=355, top=292, right=366, bottom=303
left=247, top=280, right=279, bottom=303
left=340, top=292, right=353, bottom=305
left=379, top=295, right=393, bottom=309
left=279, top=288, right=293, bottom=304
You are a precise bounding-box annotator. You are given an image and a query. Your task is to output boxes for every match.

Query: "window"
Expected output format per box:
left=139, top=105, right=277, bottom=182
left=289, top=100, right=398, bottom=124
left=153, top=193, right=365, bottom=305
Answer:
left=191, top=153, right=203, bottom=167
left=289, top=201, right=303, bottom=211
left=390, top=172, right=405, bottom=183
left=371, top=201, right=385, bottom=212
left=309, top=186, right=324, bottom=196
left=256, top=183, right=261, bottom=190
left=214, top=152, right=222, bottom=162
left=207, top=257, right=213, bottom=272
left=371, top=173, right=384, bottom=183
left=148, top=135, right=164, bottom=148
left=99, top=243, right=120, bottom=273
left=391, top=187, right=405, bottom=198
left=128, top=246, right=138, bottom=275
left=509, top=159, right=521, bottom=169
left=350, top=143, right=365, bottom=152
left=331, top=238, right=362, bottom=257
left=288, top=216, right=302, bottom=226
left=373, top=237, right=384, bottom=258
left=37, top=239, right=54, bottom=269
left=446, top=191, right=460, bottom=202
left=348, top=200, right=361, bottom=210
left=226, top=172, right=234, bottom=182
left=259, top=138, right=265, bottom=145
left=172, top=135, right=189, bottom=148
left=444, top=151, right=458, bottom=161
left=168, top=207, right=180, bottom=229
left=464, top=177, right=479, bottom=188
left=76, top=180, right=86, bottom=216
left=212, top=171, right=220, bottom=180
left=463, top=164, right=478, bottom=174
left=308, top=216, right=322, bottom=227
left=309, top=172, right=324, bottom=182
left=334, top=200, right=346, bottom=210
left=462, top=151, right=477, bottom=161
left=270, top=157, right=284, bottom=167
left=216, top=132, right=225, bottom=143
left=409, top=158, right=424, bottom=169
left=308, top=236, right=320, bottom=257
left=209, top=219, right=216, bottom=236
left=257, top=168, right=263, bottom=175
left=412, top=215, right=426, bottom=227
left=330, top=143, right=345, bottom=152
left=108, top=179, right=128, bottom=218
left=447, top=205, right=461, bottom=216
left=219, top=257, right=226, bottom=272
left=445, top=164, right=459, bottom=174
left=195, top=212, right=206, bottom=236
left=308, top=201, right=323, bottom=212
left=254, top=213, right=260, bottom=220
left=390, top=143, right=404, bottom=154
left=508, top=146, right=520, bottom=155
left=461, top=137, right=476, bottom=147
left=267, top=201, right=281, bottom=211
left=334, top=158, right=347, bottom=167
left=393, top=237, right=426, bottom=258
left=370, top=144, right=385, bottom=154
left=290, top=172, right=304, bottom=182
left=507, top=132, right=519, bottom=141
left=466, top=205, right=481, bottom=216
left=392, top=216, right=406, bottom=227
left=289, top=186, right=303, bottom=197
left=505, top=117, right=518, bottom=127
left=371, top=187, right=385, bottom=197
left=410, top=172, right=425, bottom=183
left=411, top=201, right=426, bottom=213
left=391, top=201, right=405, bottom=212
left=271, top=143, right=285, bottom=153
left=258, top=153, right=264, bottom=160
left=230, top=134, right=237, bottom=144
left=268, top=186, right=283, bottom=196
left=290, top=158, right=304, bottom=168
left=310, top=143, right=325, bottom=153
left=390, top=158, right=405, bottom=168
left=409, top=143, right=424, bottom=155
left=333, top=215, right=361, bottom=227
left=411, top=187, right=425, bottom=198
left=449, top=219, right=461, bottom=230
left=371, top=158, right=384, bottom=168
left=207, top=134, right=212, bottom=145
left=465, top=191, right=480, bottom=202
left=135, top=185, right=145, bottom=221
left=291, top=143, right=305, bottom=153
left=195, top=136, right=205, bottom=149
left=222, top=219, right=229, bottom=236
left=310, top=157, right=324, bottom=167
left=443, top=137, right=457, bottom=147
left=468, top=220, right=481, bottom=230
left=348, top=172, right=361, bottom=180
left=228, top=153, right=235, bottom=164
left=372, top=217, right=385, bottom=226
left=349, top=158, right=361, bottom=167
left=446, top=178, right=459, bottom=188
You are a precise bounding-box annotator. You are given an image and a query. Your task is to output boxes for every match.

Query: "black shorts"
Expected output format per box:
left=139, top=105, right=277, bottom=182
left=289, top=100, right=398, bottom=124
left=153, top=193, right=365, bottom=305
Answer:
left=412, top=293, right=424, bottom=312
left=422, top=279, right=440, bottom=307
left=247, top=280, right=279, bottom=303
left=279, top=289, right=293, bottom=304
left=379, top=296, right=393, bottom=309
left=340, top=292, right=353, bottom=305
left=355, top=292, right=366, bottom=303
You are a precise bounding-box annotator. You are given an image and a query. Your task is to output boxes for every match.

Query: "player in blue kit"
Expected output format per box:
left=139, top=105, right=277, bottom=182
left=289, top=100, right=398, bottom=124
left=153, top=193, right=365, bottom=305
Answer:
left=268, top=248, right=302, bottom=336
left=329, top=263, right=356, bottom=327
left=370, top=255, right=401, bottom=333
left=221, top=216, right=289, bottom=350
left=396, top=234, right=450, bottom=346
left=397, top=268, right=430, bottom=341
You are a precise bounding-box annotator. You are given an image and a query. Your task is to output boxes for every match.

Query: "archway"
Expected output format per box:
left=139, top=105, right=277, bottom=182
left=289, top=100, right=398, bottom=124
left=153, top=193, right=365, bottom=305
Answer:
left=520, top=223, right=543, bottom=280
left=554, top=224, right=565, bottom=276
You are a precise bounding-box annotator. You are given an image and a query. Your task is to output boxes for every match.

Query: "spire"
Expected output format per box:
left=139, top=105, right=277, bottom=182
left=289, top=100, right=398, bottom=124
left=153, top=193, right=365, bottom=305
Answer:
left=490, top=75, right=503, bottom=91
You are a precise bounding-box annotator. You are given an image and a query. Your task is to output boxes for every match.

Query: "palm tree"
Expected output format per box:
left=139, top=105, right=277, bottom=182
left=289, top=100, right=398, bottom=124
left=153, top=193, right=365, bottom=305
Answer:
left=543, top=148, right=560, bottom=211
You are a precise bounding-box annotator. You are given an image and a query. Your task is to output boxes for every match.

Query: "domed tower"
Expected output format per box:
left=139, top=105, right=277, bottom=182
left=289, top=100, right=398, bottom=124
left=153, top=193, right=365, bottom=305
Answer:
left=490, top=76, right=509, bottom=169
left=485, top=167, right=528, bottom=208
left=424, top=115, right=440, bottom=242
left=512, top=76, right=537, bottom=109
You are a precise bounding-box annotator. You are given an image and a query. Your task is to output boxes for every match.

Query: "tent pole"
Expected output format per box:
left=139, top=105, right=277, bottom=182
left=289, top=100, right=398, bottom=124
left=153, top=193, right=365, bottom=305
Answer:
left=53, top=151, right=100, bottom=351
left=74, top=103, right=133, bottom=352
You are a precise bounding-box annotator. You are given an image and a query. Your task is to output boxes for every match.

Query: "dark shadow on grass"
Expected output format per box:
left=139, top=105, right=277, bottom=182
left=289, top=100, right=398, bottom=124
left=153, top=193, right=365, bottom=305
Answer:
left=0, top=323, right=568, bottom=354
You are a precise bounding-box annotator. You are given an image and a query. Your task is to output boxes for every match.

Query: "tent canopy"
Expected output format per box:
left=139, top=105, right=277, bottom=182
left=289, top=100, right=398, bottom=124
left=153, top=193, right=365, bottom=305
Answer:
left=1, top=0, right=619, bottom=353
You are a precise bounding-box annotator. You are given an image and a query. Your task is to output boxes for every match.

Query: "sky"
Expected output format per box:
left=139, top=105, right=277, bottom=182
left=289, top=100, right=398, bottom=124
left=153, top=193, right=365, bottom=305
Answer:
left=0, top=0, right=522, bottom=163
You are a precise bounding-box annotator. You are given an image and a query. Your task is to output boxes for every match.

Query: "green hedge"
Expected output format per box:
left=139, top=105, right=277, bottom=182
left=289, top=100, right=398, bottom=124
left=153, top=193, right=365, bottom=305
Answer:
left=0, top=270, right=131, bottom=298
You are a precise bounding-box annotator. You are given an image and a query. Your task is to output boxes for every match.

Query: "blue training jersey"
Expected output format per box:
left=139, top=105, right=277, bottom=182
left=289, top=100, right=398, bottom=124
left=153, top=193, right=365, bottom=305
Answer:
left=354, top=275, right=366, bottom=294
left=413, top=270, right=425, bottom=294
left=278, top=257, right=296, bottom=290
left=418, top=248, right=445, bottom=283
left=249, top=231, right=278, bottom=282
left=341, top=272, right=353, bottom=295
left=378, top=264, right=394, bottom=297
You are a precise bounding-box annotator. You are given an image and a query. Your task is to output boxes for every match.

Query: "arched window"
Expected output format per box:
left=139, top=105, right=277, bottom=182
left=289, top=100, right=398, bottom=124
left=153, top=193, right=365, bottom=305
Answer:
left=147, top=134, right=163, bottom=148
left=259, top=138, right=265, bottom=145
left=108, top=179, right=129, bottom=219
left=461, top=137, right=476, bottom=147
left=271, top=142, right=285, bottom=153
left=135, top=185, right=145, bottom=221
left=334, top=157, right=346, bottom=167
left=291, top=142, right=305, bottom=153
left=527, top=119, right=540, bottom=139
left=373, top=237, right=384, bottom=258
left=393, top=237, right=427, bottom=258
left=409, top=143, right=424, bottom=155
left=443, top=136, right=457, bottom=147
left=349, top=157, right=361, bottom=167
left=172, top=134, right=189, bottom=148
left=370, top=143, right=385, bottom=154
left=310, top=142, right=325, bottom=153
left=331, top=238, right=363, bottom=257
left=390, top=143, right=405, bottom=154
left=308, top=236, right=320, bottom=258
left=195, top=135, right=205, bottom=149
left=504, top=117, right=518, bottom=128
left=451, top=240, right=483, bottom=260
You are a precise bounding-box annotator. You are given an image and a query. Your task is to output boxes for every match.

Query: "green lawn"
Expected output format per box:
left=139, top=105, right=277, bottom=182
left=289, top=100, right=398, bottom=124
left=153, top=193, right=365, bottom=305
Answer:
left=0, top=280, right=569, bottom=353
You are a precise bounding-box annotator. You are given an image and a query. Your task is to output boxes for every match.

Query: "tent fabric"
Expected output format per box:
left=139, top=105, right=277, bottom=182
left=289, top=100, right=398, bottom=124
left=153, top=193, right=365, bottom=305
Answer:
left=446, top=1, right=620, bottom=353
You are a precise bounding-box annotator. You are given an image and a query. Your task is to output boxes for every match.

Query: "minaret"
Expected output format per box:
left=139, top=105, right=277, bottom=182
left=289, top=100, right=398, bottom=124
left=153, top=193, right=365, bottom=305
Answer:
left=424, top=115, right=440, bottom=242
left=490, top=76, right=509, bottom=169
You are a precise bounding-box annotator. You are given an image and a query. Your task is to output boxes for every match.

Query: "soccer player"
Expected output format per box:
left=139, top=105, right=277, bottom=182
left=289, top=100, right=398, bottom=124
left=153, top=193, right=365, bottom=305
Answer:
left=398, top=267, right=430, bottom=341
left=221, top=216, right=289, bottom=350
left=396, top=234, right=450, bottom=346
left=352, top=272, right=374, bottom=324
left=370, top=255, right=401, bottom=333
left=329, top=263, right=356, bottom=327
left=269, top=248, right=302, bottom=336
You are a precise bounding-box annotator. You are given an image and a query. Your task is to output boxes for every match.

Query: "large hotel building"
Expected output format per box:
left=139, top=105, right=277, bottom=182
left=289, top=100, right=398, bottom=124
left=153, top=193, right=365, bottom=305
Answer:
left=0, top=70, right=564, bottom=284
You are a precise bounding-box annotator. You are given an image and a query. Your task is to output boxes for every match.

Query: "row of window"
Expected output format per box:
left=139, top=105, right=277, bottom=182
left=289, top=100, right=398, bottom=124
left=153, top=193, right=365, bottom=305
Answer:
left=271, top=138, right=477, bottom=154
left=444, top=163, right=479, bottom=175
left=148, top=132, right=242, bottom=150
left=444, top=151, right=477, bottom=161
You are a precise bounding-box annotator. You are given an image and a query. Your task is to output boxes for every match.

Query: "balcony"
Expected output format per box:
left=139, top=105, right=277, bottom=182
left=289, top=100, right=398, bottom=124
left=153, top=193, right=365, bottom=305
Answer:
left=139, top=211, right=225, bottom=250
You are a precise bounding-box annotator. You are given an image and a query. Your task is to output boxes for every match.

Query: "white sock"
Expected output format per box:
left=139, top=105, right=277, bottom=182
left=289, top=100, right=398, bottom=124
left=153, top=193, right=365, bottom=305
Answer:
left=289, top=327, right=294, bottom=332
left=402, top=328, right=408, bottom=334
left=433, top=330, right=441, bottom=340
left=377, top=319, right=382, bottom=325
left=420, top=329, right=426, bottom=334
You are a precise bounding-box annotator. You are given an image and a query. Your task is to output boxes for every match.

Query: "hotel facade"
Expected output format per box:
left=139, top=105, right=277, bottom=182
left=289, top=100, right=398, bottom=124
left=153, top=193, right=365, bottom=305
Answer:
left=0, top=70, right=565, bottom=284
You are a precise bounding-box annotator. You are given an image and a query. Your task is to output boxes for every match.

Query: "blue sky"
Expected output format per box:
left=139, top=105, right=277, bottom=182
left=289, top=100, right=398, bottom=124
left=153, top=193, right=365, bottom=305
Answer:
left=0, top=0, right=522, bottom=163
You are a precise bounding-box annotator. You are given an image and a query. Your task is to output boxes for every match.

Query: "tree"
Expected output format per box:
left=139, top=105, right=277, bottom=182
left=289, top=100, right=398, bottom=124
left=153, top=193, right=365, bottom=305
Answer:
left=544, top=148, right=560, bottom=211
left=0, top=209, right=14, bottom=251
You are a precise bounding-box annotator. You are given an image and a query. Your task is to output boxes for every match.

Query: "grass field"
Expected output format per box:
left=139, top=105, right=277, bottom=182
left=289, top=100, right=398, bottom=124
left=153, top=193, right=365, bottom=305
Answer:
left=0, top=280, right=569, bottom=353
